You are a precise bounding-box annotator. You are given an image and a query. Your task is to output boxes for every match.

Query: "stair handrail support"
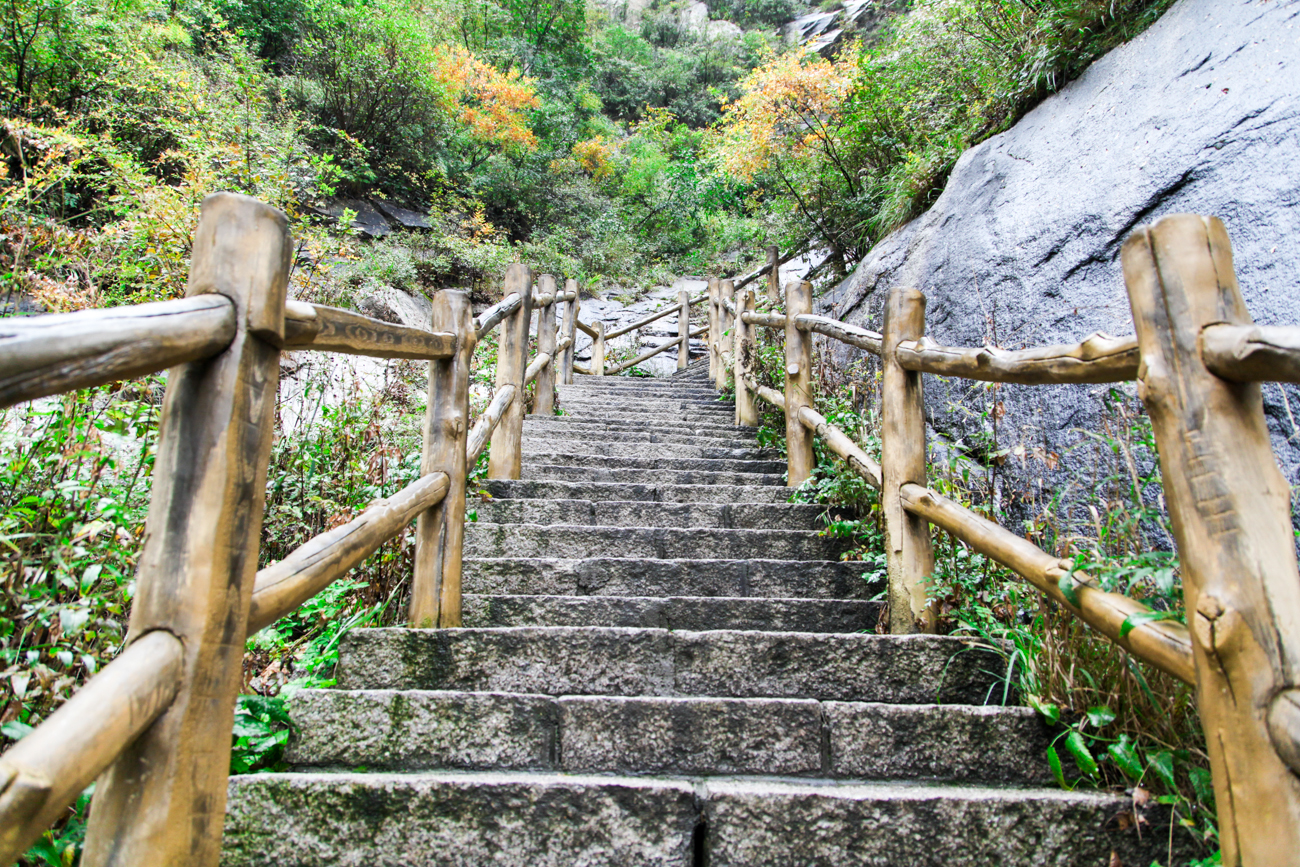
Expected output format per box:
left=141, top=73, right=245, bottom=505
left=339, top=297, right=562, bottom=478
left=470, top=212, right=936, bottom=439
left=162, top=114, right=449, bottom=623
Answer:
left=677, top=289, right=690, bottom=370
left=410, top=290, right=475, bottom=629
left=487, top=264, right=534, bottom=479
left=734, top=287, right=758, bottom=427
left=561, top=278, right=579, bottom=383
left=1121, top=214, right=1300, bottom=865
left=534, top=275, right=558, bottom=415
left=707, top=276, right=720, bottom=384
left=880, top=286, right=937, bottom=635
left=81, top=193, right=290, bottom=866
left=783, top=279, right=815, bottom=488
left=718, top=278, right=735, bottom=391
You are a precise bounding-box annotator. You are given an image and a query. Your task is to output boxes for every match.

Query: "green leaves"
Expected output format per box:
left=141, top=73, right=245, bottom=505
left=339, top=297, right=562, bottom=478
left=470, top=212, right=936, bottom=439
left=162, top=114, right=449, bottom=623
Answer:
left=1119, top=608, right=1180, bottom=638
left=1057, top=569, right=1081, bottom=607
left=1107, top=734, right=1144, bottom=780
left=230, top=695, right=291, bottom=775
left=1064, top=729, right=1099, bottom=779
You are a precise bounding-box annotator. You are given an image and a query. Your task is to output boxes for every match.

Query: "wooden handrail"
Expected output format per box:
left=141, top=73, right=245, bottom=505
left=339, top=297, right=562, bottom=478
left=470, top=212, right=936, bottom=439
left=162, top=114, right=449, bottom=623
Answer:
left=575, top=318, right=600, bottom=338
left=284, top=301, right=456, bottom=360
left=467, top=385, right=516, bottom=465
left=732, top=245, right=806, bottom=292
left=0, top=295, right=236, bottom=410
left=604, top=293, right=706, bottom=340
left=249, top=472, right=450, bottom=633
left=475, top=293, right=523, bottom=338
left=795, top=314, right=883, bottom=356
left=741, top=310, right=785, bottom=329
left=0, top=630, right=185, bottom=865
left=1201, top=323, right=1300, bottom=383
left=896, top=332, right=1139, bottom=384
left=742, top=372, right=785, bottom=410
left=605, top=324, right=707, bottom=375
left=524, top=351, right=553, bottom=384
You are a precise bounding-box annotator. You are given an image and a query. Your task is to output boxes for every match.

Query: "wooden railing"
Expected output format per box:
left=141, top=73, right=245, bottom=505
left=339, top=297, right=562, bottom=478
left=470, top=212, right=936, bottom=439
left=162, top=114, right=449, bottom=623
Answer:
left=572, top=286, right=708, bottom=376
left=705, top=215, right=1300, bottom=865
left=0, top=194, right=606, bottom=866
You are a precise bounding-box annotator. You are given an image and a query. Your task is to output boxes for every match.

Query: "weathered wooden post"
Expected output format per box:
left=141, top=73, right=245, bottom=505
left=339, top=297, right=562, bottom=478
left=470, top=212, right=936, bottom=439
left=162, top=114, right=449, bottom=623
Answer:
left=1122, top=214, right=1300, bottom=867
left=766, top=244, right=781, bottom=306
left=561, top=278, right=579, bottom=384
left=409, top=289, right=474, bottom=629
left=707, top=276, right=720, bottom=382
left=81, top=193, right=289, bottom=866
left=734, top=287, right=758, bottom=427
left=881, top=286, right=936, bottom=634
left=592, top=319, right=606, bottom=377
left=677, top=289, right=690, bottom=370
left=488, top=264, right=533, bottom=479
left=535, top=274, right=558, bottom=415
left=717, top=278, right=735, bottom=391
left=784, top=279, right=814, bottom=487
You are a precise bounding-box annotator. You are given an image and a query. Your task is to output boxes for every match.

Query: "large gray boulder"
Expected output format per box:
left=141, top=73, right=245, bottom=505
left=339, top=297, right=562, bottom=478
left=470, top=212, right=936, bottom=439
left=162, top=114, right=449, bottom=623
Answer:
left=823, top=0, right=1300, bottom=521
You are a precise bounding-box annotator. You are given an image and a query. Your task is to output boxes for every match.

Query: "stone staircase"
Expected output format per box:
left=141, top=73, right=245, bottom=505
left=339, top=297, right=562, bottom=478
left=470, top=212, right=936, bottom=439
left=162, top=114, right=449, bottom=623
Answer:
left=224, top=361, right=1175, bottom=865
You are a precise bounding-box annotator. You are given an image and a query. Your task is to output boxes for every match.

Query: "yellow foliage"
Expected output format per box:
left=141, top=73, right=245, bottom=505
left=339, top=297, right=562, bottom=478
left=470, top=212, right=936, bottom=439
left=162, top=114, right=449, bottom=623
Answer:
left=571, top=136, right=615, bottom=180
left=433, top=46, right=540, bottom=153
left=713, top=50, right=855, bottom=182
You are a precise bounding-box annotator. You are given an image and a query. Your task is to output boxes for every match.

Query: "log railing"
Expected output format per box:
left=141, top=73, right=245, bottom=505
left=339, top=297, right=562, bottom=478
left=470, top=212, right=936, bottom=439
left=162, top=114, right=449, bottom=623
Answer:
left=705, top=215, right=1300, bottom=865
left=570, top=289, right=709, bottom=376
left=0, top=193, right=596, bottom=866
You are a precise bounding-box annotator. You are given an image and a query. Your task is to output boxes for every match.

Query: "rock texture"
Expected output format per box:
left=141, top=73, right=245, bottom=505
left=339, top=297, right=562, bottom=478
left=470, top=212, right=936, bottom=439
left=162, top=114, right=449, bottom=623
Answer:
left=824, top=0, right=1300, bottom=509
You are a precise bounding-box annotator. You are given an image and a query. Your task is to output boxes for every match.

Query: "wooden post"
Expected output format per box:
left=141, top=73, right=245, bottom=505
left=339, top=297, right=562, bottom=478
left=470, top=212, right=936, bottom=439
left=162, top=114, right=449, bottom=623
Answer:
left=784, top=279, right=814, bottom=487
left=409, top=290, right=474, bottom=629
left=766, top=244, right=781, bottom=306
left=734, top=287, right=758, bottom=427
left=718, top=278, right=735, bottom=391
left=1122, top=214, right=1300, bottom=866
left=677, top=289, right=690, bottom=370
left=707, top=276, right=720, bottom=383
left=881, top=286, right=936, bottom=635
left=535, top=275, right=558, bottom=415
left=488, top=264, right=533, bottom=479
left=592, top=320, right=606, bottom=377
left=80, top=193, right=289, bottom=867
left=561, top=278, right=579, bottom=384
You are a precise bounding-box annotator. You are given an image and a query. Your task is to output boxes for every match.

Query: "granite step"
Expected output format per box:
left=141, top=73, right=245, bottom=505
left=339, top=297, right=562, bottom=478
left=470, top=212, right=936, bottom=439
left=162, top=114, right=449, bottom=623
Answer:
left=520, top=439, right=780, bottom=461
left=481, top=479, right=793, bottom=504
left=513, top=452, right=787, bottom=475
left=461, top=557, right=880, bottom=599
left=463, top=524, right=848, bottom=561
left=521, top=429, right=759, bottom=449
left=336, top=627, right=1003, bottom=705
left=521, top=465, right=784, bottom=487
left=461, top=594, right=876, bottom=631
left=470, top=499, right=826, bottom=530
left=284, top=689, right=1051, bottom=785
left=525, top=416, right=753, bottom=437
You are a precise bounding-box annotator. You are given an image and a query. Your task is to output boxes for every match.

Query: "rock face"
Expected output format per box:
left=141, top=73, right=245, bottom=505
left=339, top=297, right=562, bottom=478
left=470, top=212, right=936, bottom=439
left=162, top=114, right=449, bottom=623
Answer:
left=824, top=0, right=1300, bottom=514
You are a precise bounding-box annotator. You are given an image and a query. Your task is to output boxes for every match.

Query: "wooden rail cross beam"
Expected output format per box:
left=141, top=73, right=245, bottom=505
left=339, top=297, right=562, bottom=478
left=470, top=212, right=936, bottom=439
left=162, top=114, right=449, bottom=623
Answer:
left=1123, top=214, right=1300, bottom=866
left=410, top=290, right=475, bottom=628
left=80, top=193, right=290, bottom=867
left=488, top=264, right=534, bottom=479
left=881, top=286, right=936, bottom=634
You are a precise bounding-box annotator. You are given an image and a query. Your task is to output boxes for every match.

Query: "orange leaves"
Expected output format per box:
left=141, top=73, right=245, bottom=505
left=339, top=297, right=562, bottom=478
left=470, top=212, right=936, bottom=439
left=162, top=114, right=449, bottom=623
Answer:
left=571, top=136, right=615, bottom=180
left=432, top=46, right=540, bottom=154
left=713, top=50, right=855, bottom=182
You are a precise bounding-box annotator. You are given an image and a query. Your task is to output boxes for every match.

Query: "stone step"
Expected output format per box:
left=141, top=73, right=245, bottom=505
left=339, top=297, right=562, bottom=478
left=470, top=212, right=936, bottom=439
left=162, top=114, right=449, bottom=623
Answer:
left=522, top=428, right=758, bottom=449
left=521, top=439, right=779, bottom=461
left=515, top=452, right=787, bottom=475
left=559, top=396, right=734, bottom=412
left=482, top=479, right=791, bottom=504
left=561, top=386, right=720, bottom=401
left=463, top=524, right=847, bottom=561
left=224, top=772, right=698, bottom=866
left=526, top=415, right=753, bottom=438
left=558, top=403, right=735, bottom=419
left=563, top=379, right=716, bottom=392
left=556, top=411, right=742, bottom=429
left=522, top=465, right=784, bottom=487
left=461, top=594, right=877, bottom=631
left=462, top=557, right=879, bottom=599
left=224, top=772, right=1185, bottom=866
left=336, top=628, right=1002, bottom=705
left=285, top=690, right=1050, bottom=785
left=471, top=499, right=826, bottom=530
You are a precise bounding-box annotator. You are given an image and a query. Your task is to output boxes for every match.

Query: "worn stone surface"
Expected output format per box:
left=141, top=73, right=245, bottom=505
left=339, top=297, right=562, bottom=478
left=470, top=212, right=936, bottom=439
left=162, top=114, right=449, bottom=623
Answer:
left=560, top=696, right=823, bottom=776
left=826, top=0, right=1300, bottom=512
left=826, top=702, right=1053, bottom=784
left=461, top=557, right=879, bottom=599
left=472, top=499, right=822, bottom=529
left=286, top=690, right=556, bottom=770
left=337, top=628, right=1001, bottom=703
left=523, top=428, right=757, bottom=448
left=514, top=452, right=786, bottom=474
left=223, top=772, right=699, bottom=866
left=702, top=778, right=1200, bottom=866
left=522, top=439, right=778, bottom=461
left=463, top=524, right=847, bottom=560
left=524, top=464, right=783, bottom=486
left=483, top=479, right=791, bottom=504
left=461, top=594, right=880, bottom=632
